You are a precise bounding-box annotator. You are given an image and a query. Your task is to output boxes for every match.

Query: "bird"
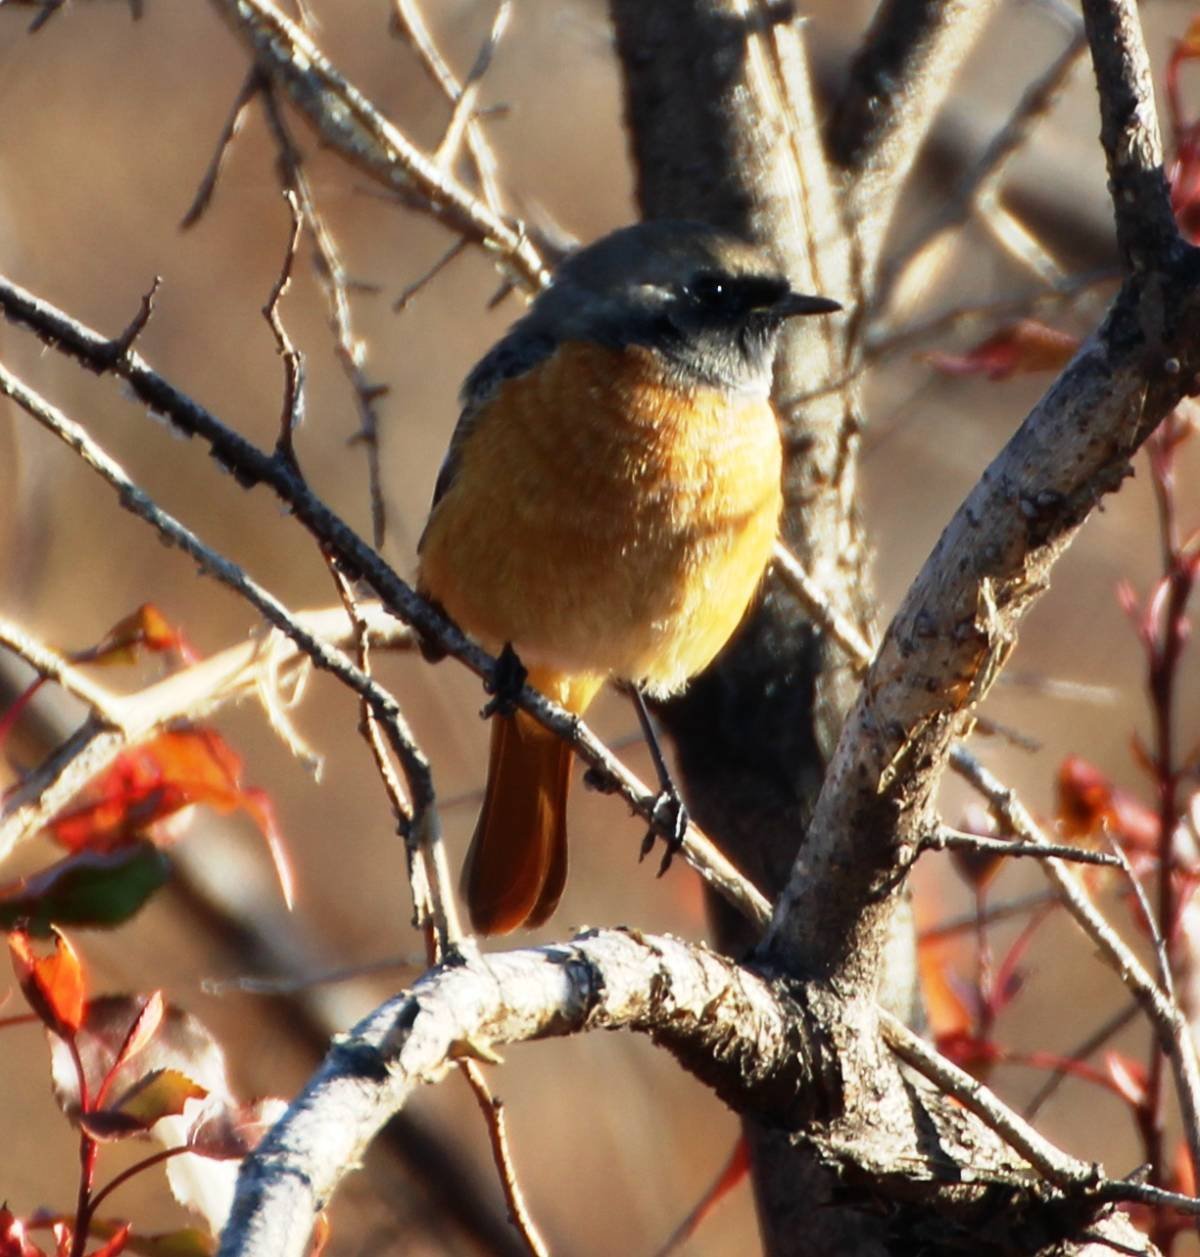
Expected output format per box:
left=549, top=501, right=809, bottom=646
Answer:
left=416, top=220, right=841, bottom=935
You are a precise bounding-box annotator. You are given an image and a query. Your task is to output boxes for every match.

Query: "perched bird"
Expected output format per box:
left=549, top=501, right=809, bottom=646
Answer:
left=417, top=220, right=840, bottom=934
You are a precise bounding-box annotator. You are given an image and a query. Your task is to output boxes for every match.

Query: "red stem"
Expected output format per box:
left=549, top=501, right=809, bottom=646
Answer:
left=1142, top=416, right=1195, bottom=1253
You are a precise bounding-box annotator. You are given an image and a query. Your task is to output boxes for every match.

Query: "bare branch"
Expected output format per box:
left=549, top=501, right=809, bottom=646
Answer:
left=0, top=621, right=127, bottom=730
left=181, top=68, right=262, bottom=229
left=1081, top=0, right=1177, bottom=269
left=216, top=926, right=1185, bottom=1257
left=390, top=0, right=508, bottom=213
left=208, top=0, right=549, bottom=290
left=925, top=825, right=1123, bottom=870
left=258, top=86, right=393, bottom=546
left=459, top=1062, right=549, bottom=1257
left=771, top=541, right=875, bottom=673
left=879, top=1009, right=1098, bottom=1188
left=879, top=24, right=1087, bottom=313
left=263, top=188, right=306, bottom=464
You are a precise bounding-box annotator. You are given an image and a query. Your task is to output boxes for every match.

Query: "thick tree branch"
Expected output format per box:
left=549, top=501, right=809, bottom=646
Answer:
left=218, top=928, right=1175, bottom=1257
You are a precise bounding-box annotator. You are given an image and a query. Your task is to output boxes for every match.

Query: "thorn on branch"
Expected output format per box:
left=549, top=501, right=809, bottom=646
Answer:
left=94, top=277, right=162, bottom=370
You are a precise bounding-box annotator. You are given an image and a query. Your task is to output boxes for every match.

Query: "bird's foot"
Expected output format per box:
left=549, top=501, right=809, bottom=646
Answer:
left=480, top=642, right=528, bottom=719
left=642, top=786, right=690, bottom=876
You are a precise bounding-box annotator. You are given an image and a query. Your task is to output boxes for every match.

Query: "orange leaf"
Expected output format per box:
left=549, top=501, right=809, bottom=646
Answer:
left=923, top=320, right=1080, bottom=380
left=8, top=928, right=85, bottom=1037
left=918, top=946, right=973, bottom=1041
left=48, top=729, right=294, bottom=907
left=71, top=605, right=198, bottom=668
left=1056, top=755, right=1159, bottom=850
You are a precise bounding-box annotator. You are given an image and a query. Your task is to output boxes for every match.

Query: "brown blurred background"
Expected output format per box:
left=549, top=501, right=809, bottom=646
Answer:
left=2, top=1, right=1200, bottom=1252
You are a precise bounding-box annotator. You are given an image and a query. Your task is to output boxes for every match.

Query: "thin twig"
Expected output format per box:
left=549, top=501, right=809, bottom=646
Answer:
left=919, top=890, right=1058, bottom=943
left=329, top=564, right=452, bottom=952
left=0, top=622, right=128, bottom=730
left=459, top=1061, right=549, bottom=1257
left=771, top=541, right=875, bottom=673
left=393, top=238, right=469, bottom=312
left=180, top=68, right=263, bottom=229
left=263, top=188, right=306, bottom=465
left=1024, top=1000, right=1141, bottom=1119
left=259, top=87, right=392, bottom=546
left=878, top=24, right=1087, bottom=312
left=433, top=3, right=512, bottom=176
left=211, top=0, right=547, bottom=289
left=879, top=1008, right=1100, bottom=1187
left=926, top=825, right=1123, bottom=869
left=1109, top=835, right=1177, bottom=1004
left=390, top=0, right=507, bottom=213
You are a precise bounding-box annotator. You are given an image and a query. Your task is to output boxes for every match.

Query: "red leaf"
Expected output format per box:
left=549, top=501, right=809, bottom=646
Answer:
left=8, top=928, right=85, bottom=1036
left=48, top=996, right=232, bottom=1128
left=107, top=990, right=166, bottom=1087
left=0, top=1207, right=49, bottom=1257
left=47, top=729, right=293, bottom=907
left=71, top=605, right=198, bottom=668
left=923, top=320, right=1080, bottom=380
left=1055, top=755, right=1159, bottom=851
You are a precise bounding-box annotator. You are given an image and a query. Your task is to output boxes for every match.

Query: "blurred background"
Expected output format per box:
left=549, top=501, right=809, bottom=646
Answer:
left=1, top=0, right=1199, bottom=1252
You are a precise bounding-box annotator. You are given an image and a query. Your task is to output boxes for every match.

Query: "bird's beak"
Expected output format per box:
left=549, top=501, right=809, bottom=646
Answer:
left=776, top=292, right=842, bottom=318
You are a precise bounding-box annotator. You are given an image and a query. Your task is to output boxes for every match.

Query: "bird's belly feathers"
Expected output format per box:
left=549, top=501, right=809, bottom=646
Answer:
left=417, top=341, right=784, bottom=694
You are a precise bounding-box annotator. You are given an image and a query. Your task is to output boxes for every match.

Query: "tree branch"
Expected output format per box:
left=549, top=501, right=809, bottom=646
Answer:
left=206, top=0, right=549, bottom=290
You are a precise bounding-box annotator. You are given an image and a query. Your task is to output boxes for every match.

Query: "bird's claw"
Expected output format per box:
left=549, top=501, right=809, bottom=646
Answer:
left=641, top=787, right=689, bottom=875
left=480, top=642, right=528, bottom=719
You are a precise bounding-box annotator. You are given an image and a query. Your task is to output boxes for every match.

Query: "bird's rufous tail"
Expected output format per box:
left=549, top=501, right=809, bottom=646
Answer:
left=463, top=670, right=601, bottom=934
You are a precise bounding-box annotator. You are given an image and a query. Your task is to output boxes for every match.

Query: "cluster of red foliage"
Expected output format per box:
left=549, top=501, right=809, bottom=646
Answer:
left=0, top=608, right=305, bottom=1257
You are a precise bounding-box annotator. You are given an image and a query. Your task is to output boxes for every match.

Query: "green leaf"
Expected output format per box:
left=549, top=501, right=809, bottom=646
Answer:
left=0, top=842, right=171, bottom=934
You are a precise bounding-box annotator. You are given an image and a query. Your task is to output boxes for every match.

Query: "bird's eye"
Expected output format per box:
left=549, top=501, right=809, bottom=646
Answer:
left=686, top=273, right=731, bottom=306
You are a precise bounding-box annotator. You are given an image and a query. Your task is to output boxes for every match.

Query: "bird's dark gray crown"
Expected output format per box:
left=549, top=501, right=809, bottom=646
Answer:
left=462, top=221, right=807, bottom=405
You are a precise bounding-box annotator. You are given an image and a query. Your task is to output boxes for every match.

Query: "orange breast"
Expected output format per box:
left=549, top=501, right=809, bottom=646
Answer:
left=418, top=340, right=783, bottom=695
